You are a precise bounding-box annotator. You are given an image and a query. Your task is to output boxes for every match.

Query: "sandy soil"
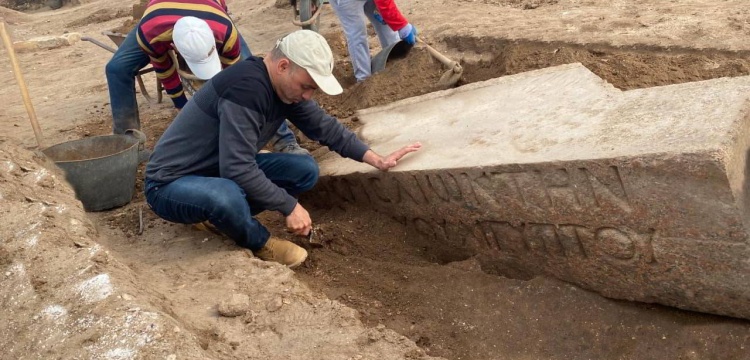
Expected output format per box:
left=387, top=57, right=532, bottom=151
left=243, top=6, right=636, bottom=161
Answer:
left=2, top=0, right=750, bottom=359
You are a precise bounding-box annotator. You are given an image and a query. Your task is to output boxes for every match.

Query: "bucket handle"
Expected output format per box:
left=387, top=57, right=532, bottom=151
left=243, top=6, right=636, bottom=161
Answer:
left=125, top=129, right=147, bottom=151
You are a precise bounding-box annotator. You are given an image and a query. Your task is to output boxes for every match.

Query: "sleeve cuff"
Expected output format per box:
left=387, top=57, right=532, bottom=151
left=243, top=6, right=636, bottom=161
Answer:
left=172, top=95, right=188, bottom=109
left=350, top=142, right=370, bottom=162
left=279, top=196, right=298, bottom=217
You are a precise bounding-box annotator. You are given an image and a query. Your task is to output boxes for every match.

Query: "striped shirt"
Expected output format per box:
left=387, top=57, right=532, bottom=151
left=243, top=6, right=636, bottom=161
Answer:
left=137, top=0, right=241, bottom=108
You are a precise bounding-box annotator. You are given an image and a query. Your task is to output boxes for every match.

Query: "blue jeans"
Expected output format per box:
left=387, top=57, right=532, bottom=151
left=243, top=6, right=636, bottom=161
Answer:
left=144, top=153, right=319, bottom=250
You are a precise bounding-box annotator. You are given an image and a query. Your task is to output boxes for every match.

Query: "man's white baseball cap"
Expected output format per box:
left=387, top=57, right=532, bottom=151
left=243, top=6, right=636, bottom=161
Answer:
left=173, top=16, right=221, bottom=80
left=276, top=30, right=343, bottom=95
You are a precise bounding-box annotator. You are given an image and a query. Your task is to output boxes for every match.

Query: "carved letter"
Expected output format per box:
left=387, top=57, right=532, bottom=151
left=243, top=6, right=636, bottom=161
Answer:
left=579, top=166, right=632, bottom=213
left=363, top=176, right=394, bottom=204
left=555, top=225, right=589, bottom=258
left=544, top=168, right=582, bottom=211
left=481, top=221, right=525, bottom=252
left=596, top=227, right=636, bottom=260
left=512, top=171, right=552, bottom=209
left=393, top=174, right=427, bottom=205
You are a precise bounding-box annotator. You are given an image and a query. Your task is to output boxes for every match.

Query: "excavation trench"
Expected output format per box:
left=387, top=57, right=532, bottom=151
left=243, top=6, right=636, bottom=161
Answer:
left=79, top=35, right=750, bottom=360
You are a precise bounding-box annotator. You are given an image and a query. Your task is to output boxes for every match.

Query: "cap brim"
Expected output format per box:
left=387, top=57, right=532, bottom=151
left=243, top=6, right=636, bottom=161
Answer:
left=185, top=50, right=222, bottom=80
left=308, top=71, right=343, bottom=96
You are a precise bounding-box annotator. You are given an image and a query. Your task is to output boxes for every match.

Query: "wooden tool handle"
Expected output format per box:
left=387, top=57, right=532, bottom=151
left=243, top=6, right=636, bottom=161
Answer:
left=0, top=22, right=44, bottom=148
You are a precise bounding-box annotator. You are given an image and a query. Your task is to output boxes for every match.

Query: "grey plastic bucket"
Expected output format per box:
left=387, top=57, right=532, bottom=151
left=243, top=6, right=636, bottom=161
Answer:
left=371, top=40, right=414, bottom=74
left=42, top=131, right=144, bottom=212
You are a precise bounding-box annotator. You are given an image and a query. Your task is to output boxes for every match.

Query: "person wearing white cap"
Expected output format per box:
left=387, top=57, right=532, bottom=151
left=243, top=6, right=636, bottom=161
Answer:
left=144, top=30, right=421, bottom=267
left=105, top=0, right=307, bottom=158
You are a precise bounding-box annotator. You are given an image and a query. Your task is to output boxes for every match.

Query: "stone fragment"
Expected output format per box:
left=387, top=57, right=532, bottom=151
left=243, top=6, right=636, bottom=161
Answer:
left=309, top=63, right=750, bottom=319
left=217, top=293, right=250, bottom=317
left=13, top=32, right=81, bottom=53
left=265, top=295, right=283, bottom=312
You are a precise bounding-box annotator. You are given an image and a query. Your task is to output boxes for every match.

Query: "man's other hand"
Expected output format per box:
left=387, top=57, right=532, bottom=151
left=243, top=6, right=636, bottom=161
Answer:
left=286, top=203, right=312, bottom=236
left=363, top=142, right=422, bottom=171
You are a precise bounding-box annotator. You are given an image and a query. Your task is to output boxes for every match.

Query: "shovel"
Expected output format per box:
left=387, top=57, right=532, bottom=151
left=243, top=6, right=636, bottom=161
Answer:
left=370, top=37, right=463, bottom=89
left=417, top=36, right=463, bottom=88
left=370, top=40, right=414, bottom=74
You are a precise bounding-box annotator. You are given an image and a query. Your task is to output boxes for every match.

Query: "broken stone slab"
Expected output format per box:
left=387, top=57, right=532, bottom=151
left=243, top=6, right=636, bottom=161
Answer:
left=308, top=63, right=750, bottom=319
left=13, top=32, right=81, bottom=53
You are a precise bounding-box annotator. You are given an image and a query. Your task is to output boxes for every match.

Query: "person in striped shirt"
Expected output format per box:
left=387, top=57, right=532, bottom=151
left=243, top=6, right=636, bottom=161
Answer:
left=105, top=0, right=307, bottom=157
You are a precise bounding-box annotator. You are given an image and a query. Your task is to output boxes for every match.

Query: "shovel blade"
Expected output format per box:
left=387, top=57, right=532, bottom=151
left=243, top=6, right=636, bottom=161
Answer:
left=370, top=40, right=414, bottom=74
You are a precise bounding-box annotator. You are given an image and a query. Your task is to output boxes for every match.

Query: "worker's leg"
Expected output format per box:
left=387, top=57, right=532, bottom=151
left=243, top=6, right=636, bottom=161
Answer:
left=252, top=152, right=319, bottom=203
left=238, top=32, right=253, bottom=59
left=363, top=0, right=400, bottom=48
left=144, top=154, right=317, bottom=250
left=145, top=176, right=271, bottom=250
left=330, top=0, right=372, bottom=81
left=105, top=27, right=151, bottom=134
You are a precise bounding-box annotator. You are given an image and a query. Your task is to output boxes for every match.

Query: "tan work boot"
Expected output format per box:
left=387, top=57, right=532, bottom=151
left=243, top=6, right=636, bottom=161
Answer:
left=254, top=238, right=308, bottom=268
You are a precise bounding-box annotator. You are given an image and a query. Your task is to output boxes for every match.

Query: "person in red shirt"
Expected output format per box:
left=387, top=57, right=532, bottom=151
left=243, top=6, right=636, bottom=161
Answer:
left=329, top=0, right=418, bottom=81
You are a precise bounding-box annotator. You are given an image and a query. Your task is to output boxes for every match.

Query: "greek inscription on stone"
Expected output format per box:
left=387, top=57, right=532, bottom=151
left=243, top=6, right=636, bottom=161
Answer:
left=477, top=220, right=655, bottom=264
left=323, top=166, right=631, bottom=218
left=472, top=166, right=631, bottom=215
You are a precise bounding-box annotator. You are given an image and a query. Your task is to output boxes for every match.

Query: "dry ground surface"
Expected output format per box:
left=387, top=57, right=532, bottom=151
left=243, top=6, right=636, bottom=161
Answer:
left=2, top=0, right=750, bottom=359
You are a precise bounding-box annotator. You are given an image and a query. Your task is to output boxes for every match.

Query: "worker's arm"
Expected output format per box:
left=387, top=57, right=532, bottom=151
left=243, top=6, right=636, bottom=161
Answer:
left=373, top=0, right=418, bottom=45
left=136, top=31, right=187, bottom=108
left=361, top=143, right=422, bottom=171
left=287, top=101, right=371, bottom=161
left=216, top=97, right=298, bottom=216
left=373, top=0, right=408, bottom=31
left=219, top=24, right=242, bottom=68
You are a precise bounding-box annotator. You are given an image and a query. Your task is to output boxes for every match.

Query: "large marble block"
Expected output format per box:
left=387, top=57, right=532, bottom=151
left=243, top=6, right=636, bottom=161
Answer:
left=308, top=64, right=750, bottom=319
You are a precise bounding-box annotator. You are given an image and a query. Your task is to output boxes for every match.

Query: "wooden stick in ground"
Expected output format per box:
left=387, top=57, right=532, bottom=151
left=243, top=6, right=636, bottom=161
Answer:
left=0, top=22, right=44, bottom=148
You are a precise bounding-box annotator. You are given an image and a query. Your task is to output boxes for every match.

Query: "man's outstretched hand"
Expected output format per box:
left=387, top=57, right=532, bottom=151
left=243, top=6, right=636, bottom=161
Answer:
left=363, top=142, right=422, bottom=171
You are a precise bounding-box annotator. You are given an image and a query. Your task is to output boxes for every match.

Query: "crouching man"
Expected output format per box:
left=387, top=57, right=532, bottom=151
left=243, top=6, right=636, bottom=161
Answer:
left=144, top=30, right=421, bottom=267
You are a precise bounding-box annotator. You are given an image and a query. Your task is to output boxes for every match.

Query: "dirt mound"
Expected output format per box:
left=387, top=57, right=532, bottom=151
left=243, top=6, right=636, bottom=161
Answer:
left=0, top=137, right=207, bottom=359
left=0, top=0, right=74, bottom=11
left=448, top=36, right=750, bottom=90
left=0, top=136, right=443, bottom=359
left=319, top=47, right=446, bottom=119
left=110, top=18, right=138, bottom=35
left=0, top=5, right=32, bottom=23
left=456, top=0, right=558, bottom=9
left=66, top=7, right=130, bottom=28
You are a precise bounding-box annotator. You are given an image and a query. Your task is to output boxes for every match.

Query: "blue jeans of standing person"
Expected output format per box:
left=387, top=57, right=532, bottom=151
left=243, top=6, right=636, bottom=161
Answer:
left=104, top=27, right=296, bottom=143
left=329, top=0, right=400, bottom=81
left=144, top=153, right=319, bottom=250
